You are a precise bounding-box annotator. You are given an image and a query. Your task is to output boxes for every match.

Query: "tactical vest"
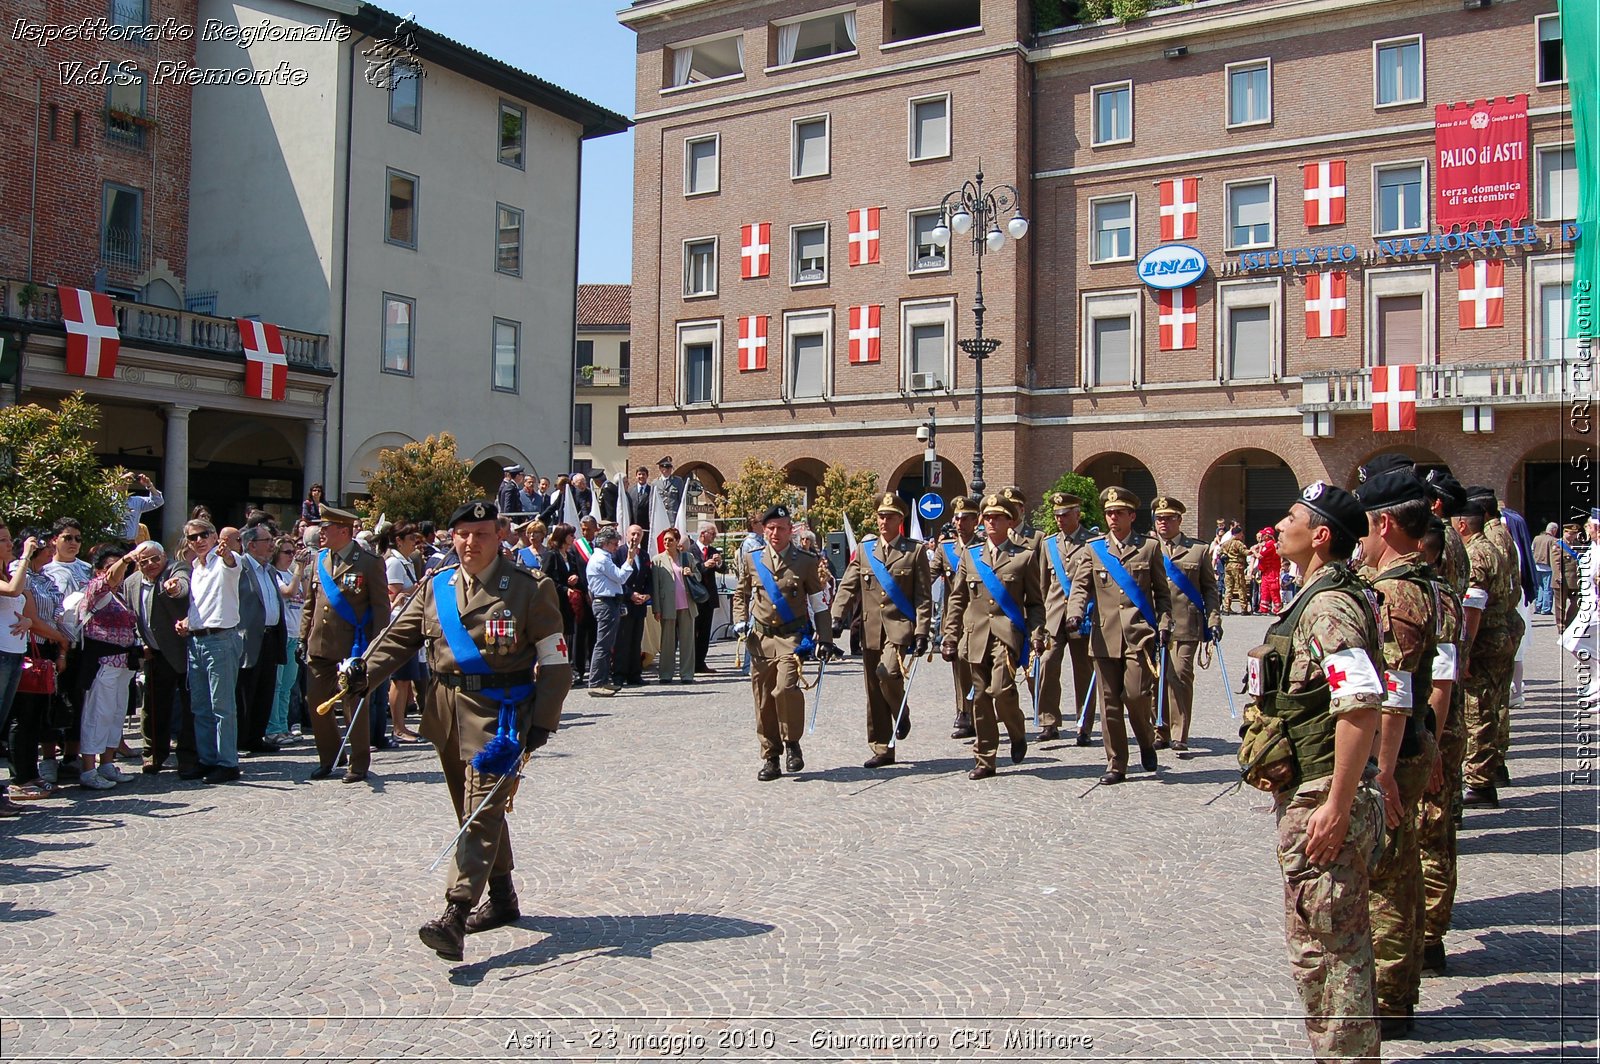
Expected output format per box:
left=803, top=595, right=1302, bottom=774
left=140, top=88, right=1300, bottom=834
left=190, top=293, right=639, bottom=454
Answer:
left=1240, top=565, right=1380, bottom=791
left=1371, top=559, right=1438, bottom=757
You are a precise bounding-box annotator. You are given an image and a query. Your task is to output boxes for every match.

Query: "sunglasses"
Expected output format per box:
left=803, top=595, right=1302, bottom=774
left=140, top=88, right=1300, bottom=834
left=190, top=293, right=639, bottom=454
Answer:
left=186, top=532, right=213, bottom=542
left=56, top=534, right=82, bottom=542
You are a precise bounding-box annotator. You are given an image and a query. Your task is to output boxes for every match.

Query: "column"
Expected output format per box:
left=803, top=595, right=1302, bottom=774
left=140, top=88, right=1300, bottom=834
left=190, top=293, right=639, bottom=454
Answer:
left=162, top=404, right=195, bottom=544
left=304, top=418, right=326, bottom=498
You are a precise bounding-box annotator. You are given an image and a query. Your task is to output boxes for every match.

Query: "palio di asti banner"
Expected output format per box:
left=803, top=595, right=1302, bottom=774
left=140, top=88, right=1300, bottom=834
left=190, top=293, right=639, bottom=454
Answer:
left=1434, top=95, right=1529, bottom=230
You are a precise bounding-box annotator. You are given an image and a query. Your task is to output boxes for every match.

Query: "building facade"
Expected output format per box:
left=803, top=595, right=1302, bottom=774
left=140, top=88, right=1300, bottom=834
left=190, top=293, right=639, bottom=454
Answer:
left=623, top=0, right=1583, bottom=534
left=573, top=283, right=632, bottom=478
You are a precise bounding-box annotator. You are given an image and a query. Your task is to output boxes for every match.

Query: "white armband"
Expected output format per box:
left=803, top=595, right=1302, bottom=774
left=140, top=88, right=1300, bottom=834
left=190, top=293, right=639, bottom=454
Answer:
left=806, top=591, right=828, bottom=614
left=536, top=632, right=570, bottom=666
left=1462, top=587, right=1489, bottom=610
left=1382, top=669, right=1412, bottom=710
left=1431, top=643, right=1459, bottom=681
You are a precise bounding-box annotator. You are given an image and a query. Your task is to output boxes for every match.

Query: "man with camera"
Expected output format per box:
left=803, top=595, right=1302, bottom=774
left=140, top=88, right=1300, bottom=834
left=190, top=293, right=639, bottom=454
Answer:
left=120, top=472, right=164, bottom=542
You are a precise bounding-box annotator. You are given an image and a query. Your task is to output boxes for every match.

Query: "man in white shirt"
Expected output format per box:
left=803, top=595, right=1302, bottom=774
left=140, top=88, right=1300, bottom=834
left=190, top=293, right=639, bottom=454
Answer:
left=176, top=519, right=244, bottom=783
left=237, top=525, right=287, bottom=755
left=583, top=526, right=638, bottom=695
left=120, top=473, right=164, bottom=541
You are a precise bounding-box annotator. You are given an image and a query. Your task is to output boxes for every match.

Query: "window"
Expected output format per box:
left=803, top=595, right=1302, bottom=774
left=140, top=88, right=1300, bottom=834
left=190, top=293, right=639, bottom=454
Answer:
left=1217, top=279, right=1282, bottom=381
left=573, top=404, right=593, bottom=447
left=668, top=34, right=744, bottom=87
left=492, top=319, right=520, bottom=392
left=388, top=60, right=421, bottom=129
left=885, top=0, right=980, bottom=45
left=792, top=115, right=830, bottom=179
left=1536, top=145, right=1577, bottom=221
left=909, top=209, right=948, bottom=273
left=382, top=295, right=414, bottom=375
left=791, top=223, right=828, bottom=286
left=499, top=102, right=525, bottom=167
left=684, top=238, right=718, bottom=297
left=1374, top=36, right=1423, bottom=107
left=1226, top=60, right=1271, bottom=127
left=685, top=134, right=719, bottom=195
left=1081, top=290, right=1141, bottom=387
left=1537, top=14, right=1564, bottom=85
left=1531, top=259, right=1577, bottom=360
left=1091, top=81, right=1132, bottom=146
left=677, top=320, right=721, bottom=405
left=785, top=311, right=831, bottom=400
left=106, top=67, right=147, bottom=146
left=902, top=298, right=953, bottom=390
left=1364, top=267, right=1434, bottom=367
left=1374, top=163, right=1425, bottom=235
left=496, top=205, right=522, bottom=275
left=909, top=94, right=950, bottom=161
left=386, top=169, right=417, bottom=248
left=620, top=340, right=631, bottom=377
left=1225, top=179, right=1274, bottom=250
left=774, top=10, right=857, bottom=66
left=101, top=182, right=141, bottom=266
left=1089, top=196, right=1134, bottom=263
left=575, top=339, right=594, bottom=373
left=111, top=0, right=147, bottom=27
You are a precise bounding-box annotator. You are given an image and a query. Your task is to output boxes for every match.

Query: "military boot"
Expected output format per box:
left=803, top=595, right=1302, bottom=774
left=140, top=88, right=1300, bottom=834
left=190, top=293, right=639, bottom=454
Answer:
left=465, top=876, right=521, bottom=934
left=950, top=712, right=975, bottom=739
left=784, top=742, right=804, bottom=774
left=418, top=902, right=470, bottom=961
left=1421, top=940, right=1446, bottom=976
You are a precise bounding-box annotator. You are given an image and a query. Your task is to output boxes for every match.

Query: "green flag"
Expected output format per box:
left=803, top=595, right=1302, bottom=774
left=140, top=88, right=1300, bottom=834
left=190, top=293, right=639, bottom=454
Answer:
left=1562, top=0, right=1598, bottom=338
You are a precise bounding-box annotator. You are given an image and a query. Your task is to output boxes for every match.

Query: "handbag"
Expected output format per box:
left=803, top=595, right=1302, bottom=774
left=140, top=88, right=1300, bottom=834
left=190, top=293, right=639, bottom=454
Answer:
left=685, top=556, right=711, bottom=605
left=19, top=637, right=57, bottom=695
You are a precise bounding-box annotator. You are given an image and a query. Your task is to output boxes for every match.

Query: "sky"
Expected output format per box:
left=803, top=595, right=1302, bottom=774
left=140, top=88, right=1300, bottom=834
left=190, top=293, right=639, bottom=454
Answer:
left=402, top=0, right=637, bottom=285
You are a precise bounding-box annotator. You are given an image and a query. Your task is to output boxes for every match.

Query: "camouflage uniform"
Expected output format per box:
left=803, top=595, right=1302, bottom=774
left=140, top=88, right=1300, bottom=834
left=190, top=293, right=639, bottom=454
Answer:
left=1418, top=578, right=1465, bottom=963
left=1365, top=554, right=1439, bottom=1023
left=1461, top=531, right=1523, bottom=789
left=1222, top=537, right=1250, bottom=613
left=1483, top=516, right=1520, bottom=764
left=1440, top=523, right=1471, bottom=598
left=1255, top=563, right=1385, bottom=1064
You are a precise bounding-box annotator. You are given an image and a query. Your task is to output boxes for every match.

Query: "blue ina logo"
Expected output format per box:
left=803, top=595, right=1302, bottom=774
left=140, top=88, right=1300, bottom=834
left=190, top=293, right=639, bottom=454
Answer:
left=1137, top=244, right=1207, bottom=289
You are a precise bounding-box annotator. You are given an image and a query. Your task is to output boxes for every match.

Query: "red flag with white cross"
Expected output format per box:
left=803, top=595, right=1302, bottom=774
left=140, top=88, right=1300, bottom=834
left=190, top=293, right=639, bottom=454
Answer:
left=848, top=304, right=881, bottom=363
left=56, top=286, right=121, bottom=378
left=1457, top=259, right=1505, bottom=329
left=848, top=207, right=880, bottom=266
left=1303, top=160, right=1346, bottom=227
left=1156, top=287, right=1196, bottom=350
left=740, top=222, right=770, bottom=279
left=737, top=314, right=767, bottom=372
left=1370, top=364, right=1418, bottom=432
left=1305, top=271, right=1348, bottom=338
left=236, top=318, right=288, bottom=401
left=1158, top=177, right=1198, bottom=241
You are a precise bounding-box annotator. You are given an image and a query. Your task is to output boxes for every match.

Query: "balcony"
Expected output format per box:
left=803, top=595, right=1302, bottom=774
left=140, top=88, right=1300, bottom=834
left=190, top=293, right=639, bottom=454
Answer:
left=1300, top=359, right=1579, bottom=413
left=1, top=277, right=331, bottom=371
left=576, top=365, right=630, bottom=388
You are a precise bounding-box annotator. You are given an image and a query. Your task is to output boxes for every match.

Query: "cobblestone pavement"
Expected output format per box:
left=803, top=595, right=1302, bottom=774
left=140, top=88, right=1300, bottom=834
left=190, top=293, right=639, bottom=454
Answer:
left=1, top=614, right=1595, bottom=1062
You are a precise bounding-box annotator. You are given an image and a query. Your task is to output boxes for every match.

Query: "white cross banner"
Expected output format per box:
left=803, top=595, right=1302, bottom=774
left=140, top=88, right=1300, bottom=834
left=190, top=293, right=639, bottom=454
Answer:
left=1303, top=160, right=1347, bottom=227
left=1305, top=271, right=1348, bottom=338
left=1157, top=286, right=1196, bottom=350
left=1370, top=364, right=1418, bottom=432
left=848, top=304, right=881, bottom=363
left=738, top=314, right=768, bottom=372
left=740, top=222, right=770, bottom=279
left=848, top=207, right=880, bottom=266
left=236, top=318, right=288, bottom=401
left=1158, top=177, right=1198, bottom=241
left=1457, top=259, right=1505, bottom=329
left=57, top=286, right=121, bottom=378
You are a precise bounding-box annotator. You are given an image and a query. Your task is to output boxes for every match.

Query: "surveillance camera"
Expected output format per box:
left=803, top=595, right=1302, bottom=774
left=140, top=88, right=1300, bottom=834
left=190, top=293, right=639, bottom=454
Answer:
left=915, top=426, right=930, bottom=442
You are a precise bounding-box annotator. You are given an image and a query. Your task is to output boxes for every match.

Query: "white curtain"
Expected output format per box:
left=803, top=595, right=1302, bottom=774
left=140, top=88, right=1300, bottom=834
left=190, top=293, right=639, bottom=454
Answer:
left=734, top=35, right=745, bottom=73
left=673, top=46, right=692, bottom=86
left=777, top=24, right=799, bottom=66
left=843, top=11, right=857, bottom=50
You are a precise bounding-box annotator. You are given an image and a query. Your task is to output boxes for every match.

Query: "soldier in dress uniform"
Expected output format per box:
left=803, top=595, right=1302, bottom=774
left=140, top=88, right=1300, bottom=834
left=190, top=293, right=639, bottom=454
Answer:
left=343, top=501, right=571, bottom=962
left=1453, top=496, right=1523, bottom=809
left=1353, top=470, right=1440, bottom=1040
left=732, top=505, right=836, bottom=782
left=1416, top=518, right=1466, bottom=979
left=997, top=485, right=1045, bottom=552
left=1238, top=481, right=1385, bottom=1064
left=1151, top=496, right=1221, bottom=757
left=1038, top=492, right=1095, bottom=744
left=300, top=505, right=391, bottom=783
left=651, top=457, right=686, bottom=527
left=941, top=494, right=1045, bottom=780
left=1065, top=487, right=1172, bottom=785
left=930, top=496, right=981, bottom=739
left=830, top=494, right=932, bottom=768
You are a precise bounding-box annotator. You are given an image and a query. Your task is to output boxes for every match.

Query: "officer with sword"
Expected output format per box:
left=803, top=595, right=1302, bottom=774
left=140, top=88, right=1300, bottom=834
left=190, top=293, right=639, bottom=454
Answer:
left=1151, top=496, right=1222, bottom=759
left=829, top=493, right=932, bottom=768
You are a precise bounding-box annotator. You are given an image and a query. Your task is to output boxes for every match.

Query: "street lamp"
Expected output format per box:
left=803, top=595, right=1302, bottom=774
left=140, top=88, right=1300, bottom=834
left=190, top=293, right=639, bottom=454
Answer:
left=932, top=164, right=1027, bottom=495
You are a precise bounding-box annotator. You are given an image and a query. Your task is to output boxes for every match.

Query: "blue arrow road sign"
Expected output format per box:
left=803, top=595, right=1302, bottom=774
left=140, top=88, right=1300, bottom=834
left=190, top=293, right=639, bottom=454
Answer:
left=918, top=493, right=945, bottom=521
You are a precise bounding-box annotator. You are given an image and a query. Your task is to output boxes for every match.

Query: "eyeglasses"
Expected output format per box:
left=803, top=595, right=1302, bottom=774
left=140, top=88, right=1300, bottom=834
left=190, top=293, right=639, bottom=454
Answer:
left=186, top=532, right=212, bottom=542
left=57, top=535, right=82, bottom=542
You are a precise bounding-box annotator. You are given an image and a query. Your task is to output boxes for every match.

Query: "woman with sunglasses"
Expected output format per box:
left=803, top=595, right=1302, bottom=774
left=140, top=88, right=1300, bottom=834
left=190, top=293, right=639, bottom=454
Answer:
left=6, top=530, right=73, bottom=804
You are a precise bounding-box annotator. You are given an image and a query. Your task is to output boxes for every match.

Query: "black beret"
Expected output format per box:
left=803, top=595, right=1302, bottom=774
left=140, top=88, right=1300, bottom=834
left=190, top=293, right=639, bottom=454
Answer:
left=760, top=504, right=791, bottom=523
left=1296, top=481, right=1366, bottom=542
left=1355, top=470, right=1427, bottom=511
left=1423, top=470, right=1468, bottom=517
left=1357, top=452, right=1416, bottom=482
left=1458, top=498, right=1489, bottom=519
left=448, top=500, right=498, bottom=528
left=1464, top=485, right=1501, bottom=516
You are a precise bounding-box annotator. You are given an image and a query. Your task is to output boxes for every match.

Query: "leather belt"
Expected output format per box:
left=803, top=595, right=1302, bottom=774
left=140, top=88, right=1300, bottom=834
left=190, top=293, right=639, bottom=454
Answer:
left=191, top=626, right=237, bottom=638
left=437, top=671, right=529, bottom=692
left=752, top=618, right=805, bottom=638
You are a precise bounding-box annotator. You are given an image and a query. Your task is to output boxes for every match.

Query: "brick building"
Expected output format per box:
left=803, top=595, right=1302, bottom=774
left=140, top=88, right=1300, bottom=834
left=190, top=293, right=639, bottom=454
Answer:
left=573, top=283, right=632, bottom=479
left=622, top=0, right=1584, bottom=534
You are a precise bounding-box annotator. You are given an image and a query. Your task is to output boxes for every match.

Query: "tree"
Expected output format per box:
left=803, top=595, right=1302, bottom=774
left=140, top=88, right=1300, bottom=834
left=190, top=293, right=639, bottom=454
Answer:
left=360, top=433, right=478, bottom=528
left=807, top=464, right=880, bottom=542
left=1031, top=471, right=1104, bottom=535
left=0, top=395, right=128, bottom=538
left=715, top=457, right=801, bottom=525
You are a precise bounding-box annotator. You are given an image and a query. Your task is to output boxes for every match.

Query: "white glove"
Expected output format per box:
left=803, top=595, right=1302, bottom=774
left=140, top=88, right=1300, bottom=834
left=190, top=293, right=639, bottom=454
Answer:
left=734, top=621, right=750, bottom=637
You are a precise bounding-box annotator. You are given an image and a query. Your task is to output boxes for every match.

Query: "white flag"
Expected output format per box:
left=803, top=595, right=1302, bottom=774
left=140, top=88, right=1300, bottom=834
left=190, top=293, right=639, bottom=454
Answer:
left=616, top=472, right=632, bottom=531
left=908, top=506, right=923, bottom=542
left=674, top=482, right=690, bottom=535
left=562, top=485, right=580, bottom=527
left=842, top=511, right=859, bottom=558
left=588, top=485, right=602, bottom=525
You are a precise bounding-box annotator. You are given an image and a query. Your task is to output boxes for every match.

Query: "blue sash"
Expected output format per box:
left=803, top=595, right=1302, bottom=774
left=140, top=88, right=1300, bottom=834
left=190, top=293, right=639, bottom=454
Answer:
left=1044, top=535, right=1071, bottom=591
left=968, top=545, right=1031, bottom=667
left=1560, top=540, right=1581, bottom=562
left=317, top=549, right=371, bottom=655
left=1162, top=553, right=1214, bottom=642
left=516, top=546, right=541, bottom=570
left=431, top=569, right=534, bottom=773
left=862, top=537, right=917, bottom=621
left=941, top=541, right=960, bottom=573
left=750, top=548, right=799, bottom=626
left=1091, top=539, right=1157, bottom=628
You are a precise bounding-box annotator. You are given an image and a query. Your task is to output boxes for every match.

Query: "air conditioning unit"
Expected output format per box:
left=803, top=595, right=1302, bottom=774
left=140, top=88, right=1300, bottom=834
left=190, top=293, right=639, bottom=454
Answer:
left=910, top=372, right=941, bottom=391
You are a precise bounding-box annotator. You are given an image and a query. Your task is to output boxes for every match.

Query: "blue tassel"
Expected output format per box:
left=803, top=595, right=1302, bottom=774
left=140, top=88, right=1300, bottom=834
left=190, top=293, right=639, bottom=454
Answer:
left=471, top=702, right=523, bottom=777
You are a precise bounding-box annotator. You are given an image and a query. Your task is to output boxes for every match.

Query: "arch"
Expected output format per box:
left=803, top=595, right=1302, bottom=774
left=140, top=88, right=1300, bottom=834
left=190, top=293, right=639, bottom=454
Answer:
left=469, top=459, right=507, bottom=496
left=344, top=431, right=418, bottom=491
left=888, top=452, right=968, bottom=507
left=1345, top=443, right=1447, bottom=489
left=1199, top=448, right=1301, bottom=536
left=783, top=457, right=828, bottom=506
left=676, top=460, right=726, bottom=500
left=143, top=278, right=182, bottom=310
left=1512, top=438, right=1571, bottom=533
left=1075, top=451, right=1158, bottom=531
left=191, top=417, right=302, bottom=467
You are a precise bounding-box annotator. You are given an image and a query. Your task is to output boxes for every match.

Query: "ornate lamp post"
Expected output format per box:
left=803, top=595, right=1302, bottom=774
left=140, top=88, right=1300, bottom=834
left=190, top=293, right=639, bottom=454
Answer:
left=932, top=165, right=1028, bottom=496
